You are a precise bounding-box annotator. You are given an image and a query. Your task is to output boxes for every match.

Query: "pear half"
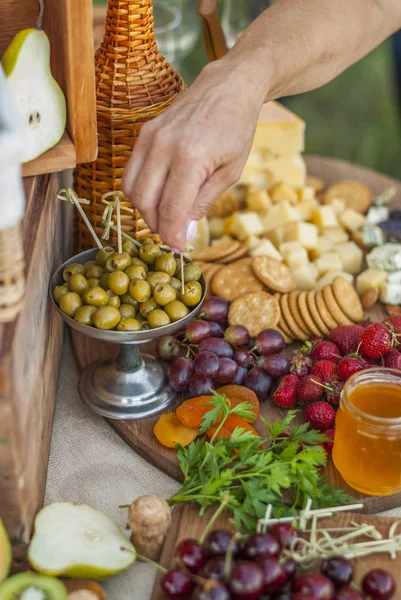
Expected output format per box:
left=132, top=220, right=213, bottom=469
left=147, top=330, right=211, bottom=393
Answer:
left=28, top=503, right=136, bottom=580
left=0, top=518, right=12, bottom=584
left=2, top=29, right=67, bottom=163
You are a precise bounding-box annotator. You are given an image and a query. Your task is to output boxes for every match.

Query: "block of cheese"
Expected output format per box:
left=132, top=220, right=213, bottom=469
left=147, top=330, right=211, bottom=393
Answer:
left=356, top=269, right=388, bottom=295
left=314, top=252, right=343, bottom=276
left=209, top=217, right=225, bottom=239
left=388, top=271, right=401, bottom=283
left=379, top=282, right=401, bottom=305
left=339, top=208, right=366, bottom=232
left=283, top=222, right=319, bottom=251
left=270, top=182, right=298, bottom=205
left=238, top=165, right=271, bottom=189
left=315, top=271, right=354, bottom=291
left=265, top=226, right=286, bottom=248
left=262, top=201, right=301, bottom=232
left=293, top=262, right=318, bottom=291
left=367, top=244, right=401, bottom=271
left=246, top=234, right=262, bottom=250
left=311, top=206, right=338, bottom=228
left=231, top=212, right=265, bottom=241
left=322, top=227, right=349, bottom=244
left=262, top=155, right=306, bottom=188
left=330, top=198, right=346, bottom=215
left=250, top=239, right=283, bottom=261
left=280, top=242, right=309, bottom=270
left=297, top=186, right=315, bottom=202
left=313, top=236, right=335, bottom=258
left=296, top=197, right=319, bottom=221
left=251, top=101, right=305, bottom=156
left=246, top=188, right=271, bottom=212
left=336, top=241, right=364, bottom=274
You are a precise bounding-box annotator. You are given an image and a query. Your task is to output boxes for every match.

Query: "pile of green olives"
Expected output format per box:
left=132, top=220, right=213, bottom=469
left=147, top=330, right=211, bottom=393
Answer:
left=53, top=239, right=203, bottom=331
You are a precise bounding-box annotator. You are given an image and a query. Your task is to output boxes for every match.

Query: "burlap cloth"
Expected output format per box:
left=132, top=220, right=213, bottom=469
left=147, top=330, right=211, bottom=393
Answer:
left=45, top=335, right=401, bottom=600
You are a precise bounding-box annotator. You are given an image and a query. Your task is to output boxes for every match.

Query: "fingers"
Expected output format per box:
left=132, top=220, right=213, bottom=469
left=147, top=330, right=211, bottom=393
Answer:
left=190, top=162, right=242, bottom=221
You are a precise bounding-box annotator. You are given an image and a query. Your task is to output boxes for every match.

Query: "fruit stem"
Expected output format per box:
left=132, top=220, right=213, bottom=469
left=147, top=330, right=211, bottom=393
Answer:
left=136, top=553, right=168, bottom=573
left=199, top=500, right=228, bottom=544
left=119, top=504, right=131, bottom=509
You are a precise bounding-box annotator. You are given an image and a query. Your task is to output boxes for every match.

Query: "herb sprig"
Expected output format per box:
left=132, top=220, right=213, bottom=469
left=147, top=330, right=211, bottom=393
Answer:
left=168, top=391, right=353, bottom=532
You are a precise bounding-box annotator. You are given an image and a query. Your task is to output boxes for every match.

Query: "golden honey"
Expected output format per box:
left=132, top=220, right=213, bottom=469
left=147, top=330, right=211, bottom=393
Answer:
left=332, top=368, right=401, bottom=496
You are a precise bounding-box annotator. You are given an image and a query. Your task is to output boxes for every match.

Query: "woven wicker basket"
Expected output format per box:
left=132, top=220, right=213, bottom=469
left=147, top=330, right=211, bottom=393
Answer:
left=74, top=0, right=185, bottom=251
left=0, top=223, right=25, bottom=323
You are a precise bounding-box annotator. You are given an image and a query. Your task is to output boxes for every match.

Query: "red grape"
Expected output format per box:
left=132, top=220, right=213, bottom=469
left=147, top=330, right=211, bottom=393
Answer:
left=281, top=557, right=297, bottom=580
left=243, top=533, right=281, bottom=560
left=320, top=557, right=353, bottom=589
left=193, top=581, right=231, bottom=600
left=169, top=358, right=193, bottom=391
left=263, top=354, right=290, bottom=378
left=186, top=320, right=212, bottom=343
left=255, top=329, right=285, bottom=356
left=200, top=296, right=229, bottom=322
left=269, top=523, right=298, bottom=549
left=258, top=557, right=287, bottom=594
left=230, top=366, right=248, bottom=385
left=336, top=588, right=364, bottom=600
left=245, top=367, right=273, bottom=401
left=234, top=350, right=253, bottom=368
left=189, top=373, right=215, bottom=398
left=292, top=573, right=335, bottom=599
left=224, top=325, right=250, bottom=347
left=156, top=336, right=182, bottom=361
left=292, top=595, right=318, bottom=600
left=362, top=569, right=395, bottom=600
left=208, top=321, right=225, bottom=338
left=176, top=538, right=207, bottom=573
left=272, top=594, right=292, bottom=600
left=200, top=556, right=227, bottom=581
left=229, top=561, right=264, bottom=600
left=203, top=530, right=238, bottom=557
left=215, top=358, right=238, bottom=383
left=194, top=351, right=220, bottom=378
left=199, top=338, right=234, bottom=358
left=161, top=568, right=194, bottom=599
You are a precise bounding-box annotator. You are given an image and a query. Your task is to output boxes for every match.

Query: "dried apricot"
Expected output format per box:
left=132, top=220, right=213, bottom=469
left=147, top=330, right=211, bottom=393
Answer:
left=217, top=385, right=260, bottom=420
left=176, top=396, right=215, bottom=429
left=154, top=413, right=199, bottom=448
left=206, top=415, right=259, bottom=441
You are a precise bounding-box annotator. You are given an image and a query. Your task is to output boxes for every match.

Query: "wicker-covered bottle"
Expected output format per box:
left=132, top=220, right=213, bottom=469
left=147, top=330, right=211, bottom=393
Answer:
left=74, top=0, right=185, bottom=251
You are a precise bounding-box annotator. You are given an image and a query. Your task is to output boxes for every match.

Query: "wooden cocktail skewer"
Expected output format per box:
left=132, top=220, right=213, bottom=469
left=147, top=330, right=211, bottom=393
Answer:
left=57, top=188, right=103, bottom=249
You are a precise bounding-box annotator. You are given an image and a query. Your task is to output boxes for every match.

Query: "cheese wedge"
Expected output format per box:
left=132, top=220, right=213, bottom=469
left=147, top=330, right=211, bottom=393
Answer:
left=251, top=101, right=305, bottom=156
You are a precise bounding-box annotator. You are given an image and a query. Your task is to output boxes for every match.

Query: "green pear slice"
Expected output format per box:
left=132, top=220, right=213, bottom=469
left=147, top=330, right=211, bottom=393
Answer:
left=0, top=518, right=12, bottom=583
left=2, top=28, right=66, bottom=163
left=28, top=503, right=135, bottom=580
left=0, top=571, right=67, bottom=599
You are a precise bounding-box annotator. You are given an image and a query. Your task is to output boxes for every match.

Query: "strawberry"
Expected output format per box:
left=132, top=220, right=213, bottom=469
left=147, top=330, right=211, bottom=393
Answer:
left=296, top=375, right=323, bottom=403
left=304, top=402, right=336, bottom=432
left=322, top=429, right=335, bottom=455
left=383, top=349, right=401, bottom=370
left=359, top=323, right=392, bottom=358
left=273, top=374, right=299, bottom=408
left=310, top=360, right=337, bottom=383
left=336, top=355, right=368, bottom=380
left=384, top=314, right=401, bottom=335
left=290, top=347, right=313, bottom=377
left=329, top=325, right=364, bottom=356
left=325, top=381, right=344, bottom=407
left=311, top=341, right=340, bottom=363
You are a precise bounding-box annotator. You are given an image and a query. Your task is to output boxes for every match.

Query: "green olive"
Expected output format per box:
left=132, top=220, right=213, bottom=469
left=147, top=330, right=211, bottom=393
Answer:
left=165, top=300, right=190, bottom=322
left=120, top=294, right=139, bottom=309
left=146, top=271, right=170, bottom=291
left=53, top=283, right=69, bottom=304
left=106, top=251, right=132, bottom=272
left=174, top=257, right=182, bottom=278
left=108, top=270, right=130, bottom=295
left=62, top=263, right=85, bottom=282
left=84, top=260, right=97, bottom=274
left=87, top=277, right=100, bottom=288
left=85, top=264, right=104, bottom=279
left=125, top=265, right=147, bottom=282
left=119, top=304, right=136, bottom=319
left=130, top=257, right=149, bottom=272
left=68, top=273, right=89, bottom=295
left=82, top=286, right=109, bottom=307
left=182, top=263, right=202, bottom=283
left=154, top=252, right=176, bottom=276
left=74, top=305, right=97, bottom=326
left=117, top=318, right=142, bottom=332
left=139, top=244, right=161, bottom=265
left=59, top=292, right=83, bottom=318
left=107, top=290, right=121, bottom=308
left=169, top=277, right=182, bottom=293
left=147, top=309, right=171, bottom=329
left=96, top=246, right=114, bottom=267
left=154, top=283, right=177, bottom=306
left=139, top=298, right=159, bottom=318
left=141, top=237, right=155, bottom=246
left=180, top=281, right=202, bottom=306
left=129, top=280, right=151, bottom=303
left=99, top=272, right=110, bottom=290
left=93, top=306, right=121, bottom=330
left=122, top=240, right=139, bottom=258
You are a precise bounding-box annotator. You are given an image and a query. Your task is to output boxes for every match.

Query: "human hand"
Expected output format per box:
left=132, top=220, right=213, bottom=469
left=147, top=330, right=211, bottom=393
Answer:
left=121, top=57, right=267, bottom=250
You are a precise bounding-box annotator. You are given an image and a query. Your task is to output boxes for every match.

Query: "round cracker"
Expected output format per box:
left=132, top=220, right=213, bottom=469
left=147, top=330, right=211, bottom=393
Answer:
left=331, top=276, right=364, bottom=322
left=288, top=290, right=311, bottom=336
left=298, top=291, right=321, bottom=337
left=316, top=291, right=338, bottom=331
left=322, top=180, right=373, bottom=213
left=218, top=243, right=249, bottom=264
left=192, top=239, right=240, bottom=262
left=322, top=285, right=353, bottom=326
left=228, top=291, right=280, bottom=337
left=274, top=293, right=295, bottom=341
left=211, top=261, right=263, bottom=302
left=252, top=256, right=296, bottom=293
left=306, top=291, right=329, bottom=336
left=280, top=293, right=309, bottom=342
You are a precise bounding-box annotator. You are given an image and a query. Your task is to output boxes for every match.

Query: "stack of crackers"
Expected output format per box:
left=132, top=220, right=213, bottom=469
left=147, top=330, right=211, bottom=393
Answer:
left=193, top=245, right=364, bottom=342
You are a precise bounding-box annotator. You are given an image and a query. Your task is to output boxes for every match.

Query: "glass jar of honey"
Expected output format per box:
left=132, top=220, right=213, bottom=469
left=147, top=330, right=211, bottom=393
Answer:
left=332, top=368, right=401, bottom=496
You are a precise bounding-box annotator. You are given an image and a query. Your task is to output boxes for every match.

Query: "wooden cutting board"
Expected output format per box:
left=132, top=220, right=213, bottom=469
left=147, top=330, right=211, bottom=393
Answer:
left=71, top=156, right=401, bottom=513
left=150, top=504, right=401, bottom=600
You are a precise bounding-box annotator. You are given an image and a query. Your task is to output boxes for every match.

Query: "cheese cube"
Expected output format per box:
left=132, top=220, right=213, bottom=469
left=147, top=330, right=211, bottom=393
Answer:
left=246, top=235, right=262, bottom=250
left=356, top=269, right=388, bottom=295
left=293, top=263, right=318, bottom=291
left=315, top=271, right=354, bottom=291
left=339, top=208, right=366, bottom=232
left=262, top=155, right=306, bottom=188
left=246, top=188, right=271, bottom=212
left=265, top=226, right=286, bottom=248
left=230, top=212, right=265, bottom=241
left=379, top=282, right=401, bottom=305
left=297, top=186, right=316, bottom=202
left=336, top=241, right=364, bottom=274
left=366, top=206, right=389, bottom=225
left=251, top=101, right=306, bottom=156
left=212, top=235, right=232, bottom=246
left=330, top=198, right=346, bottom=215
left=313, top=236, right=335, bottom=258
left=388, top=271, right=401, bottom=284
left=361, top=224, right=386, bottom=248
left=280, top=242, right=308, bottom=270
left=209, top=217, right=225, bottom=240
left=262, top=201, right=301, bottom=232
left=311, top=206, right=338, bottom=228
left=246, top=151, right=264, bottom=167
left=238, top=165, right=271, bottom=189
left=283, top=222, right=318, bottom=251
left=250, top=239, right=283, bottom=261
left=297, top=197, right=319, bottom=220
left=322, top=227, right=349, bottom=244
left=270, top=182, right=298, bottom=205
left=314, top=252, right=343, bottom=276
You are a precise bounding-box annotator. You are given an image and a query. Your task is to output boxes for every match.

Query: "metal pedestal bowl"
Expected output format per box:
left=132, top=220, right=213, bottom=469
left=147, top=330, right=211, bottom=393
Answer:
left=50, top=248, right=206, bottom=420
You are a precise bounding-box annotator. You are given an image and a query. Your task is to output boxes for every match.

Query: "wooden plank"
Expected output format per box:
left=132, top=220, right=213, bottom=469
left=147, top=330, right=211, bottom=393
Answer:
left=22, top=132, right=77, bottom=177
left=151, top=505, right=401, bottom=600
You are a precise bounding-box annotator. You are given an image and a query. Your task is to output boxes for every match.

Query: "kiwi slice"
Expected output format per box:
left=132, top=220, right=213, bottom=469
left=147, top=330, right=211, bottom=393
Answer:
left=0, top=519, right=12, bottom=583
left=0, top=571, right=67, bottom=599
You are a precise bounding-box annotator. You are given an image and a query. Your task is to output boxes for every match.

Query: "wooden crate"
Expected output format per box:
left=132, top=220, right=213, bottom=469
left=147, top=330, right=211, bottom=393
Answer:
left=0, top=173, right=71, bottom=559
left=0, top=0, right=97, bottom=177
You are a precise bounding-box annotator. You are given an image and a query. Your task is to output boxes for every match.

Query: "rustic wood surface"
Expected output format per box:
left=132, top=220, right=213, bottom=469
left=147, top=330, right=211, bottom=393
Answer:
left=71, top=156, right=401, bottom=513
left=0, top=174, right=70, bottom=558
left=150, top=504, right=401, bottom=600
left=0, top=0, right=97, bottom=176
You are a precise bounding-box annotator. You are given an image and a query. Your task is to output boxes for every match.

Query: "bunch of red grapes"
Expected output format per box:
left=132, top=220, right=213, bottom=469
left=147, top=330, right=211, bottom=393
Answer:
left=156, top=297, right=290, bottom=400
left=160, top=526, right=396, bottom=600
